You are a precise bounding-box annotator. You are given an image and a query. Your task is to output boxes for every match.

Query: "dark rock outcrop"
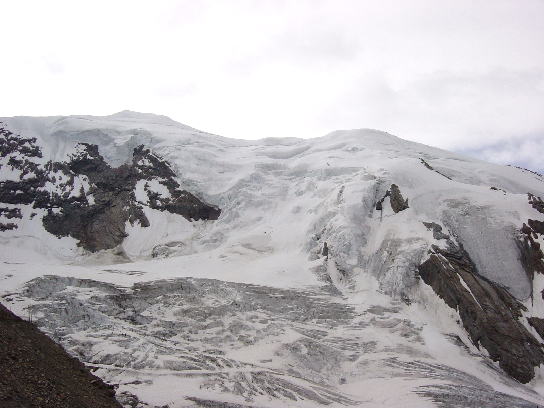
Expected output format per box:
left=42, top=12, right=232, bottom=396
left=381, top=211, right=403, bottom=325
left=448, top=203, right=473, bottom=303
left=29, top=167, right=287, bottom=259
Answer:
left=0, top=302, right=122, bottom=408
left=528, top=317, right=544, bottom=340
left=42, top=144, right=150, bottom=251
left=490, top=186, right=507, bottom=194
left=517, top=193, right=544, bottom=291
left=528, top=219, right=544, bottom=234
left=528, top=193, right=544, bottom=214
left=518, top=223, right=544, bottom=285
left=511, top=166, right=544, bottom=179
left=420, top=158, right=452, bottom=180
left=374, top=184, right=409, bottom=213
left=322, top=242, right=329, bottom=258
left=0, top=222, right=17, bottom=231
left=42, top=144, right=220, bottom=251
left=389, top=184, right=409, bottom=213
left=133, top=146, right=221, bottom=221
left=0, top=207, right=22, bottom=219
left=420, top=158, right=434, bottom=171
left=0, top=206, right=22, bottom=234
left=0, top=125, right=47, bottom=209
left=0, top=124, right=221, bottom=251
left=0, top=126, right=42, bottom=159
left=419, top=242, right=544, bottom=383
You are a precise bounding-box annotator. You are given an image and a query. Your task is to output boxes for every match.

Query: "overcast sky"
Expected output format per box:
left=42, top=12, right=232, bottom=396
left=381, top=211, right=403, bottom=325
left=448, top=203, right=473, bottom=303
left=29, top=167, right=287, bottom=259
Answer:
left=2, top=1, right=543, bottom=171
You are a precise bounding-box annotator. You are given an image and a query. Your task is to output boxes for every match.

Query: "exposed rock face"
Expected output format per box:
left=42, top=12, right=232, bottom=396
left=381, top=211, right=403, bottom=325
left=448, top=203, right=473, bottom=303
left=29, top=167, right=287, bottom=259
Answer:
left=419, top=241, right=544, bottom=383
left=513, top=166, right=544, bottom=179
left=490, top=186, right=507, bottom=194
left=45, top=145, right=220, bottom=251
left=518, top=194, right=544, bottom=293
left=420, top=158, right=452, bottom=180
left=374, top=184, right=409, bottom=213
left=0, top=207, right=22, bottom=219
left=528, top=317, right=544, bottom=340
left=529, top=193, right=544, bottom=214
left=420, top=158, right=434, bottom=171
left=0, top=124, right=221, bottom=251
left=0, top=126, right=42, bottom=159
left=0, top=302, right=122, bottom=408
left=133, top=146, right=221, bottom=221
left=0, top=222, right=17, bottom=232
left=0, top=126, right=47, bottom=207
left=518, top=222, right=544, bottom=284
left=389, top=184, right=409, bottom=213
left=418, top=189, right=544, bottom=384
left=42, top=143, right=150, bottom=252
left=528, top=219, right=544, bottom=234
left=322, top=241, right=329, bottom=258
left=0, top=205, right=23, bottom=232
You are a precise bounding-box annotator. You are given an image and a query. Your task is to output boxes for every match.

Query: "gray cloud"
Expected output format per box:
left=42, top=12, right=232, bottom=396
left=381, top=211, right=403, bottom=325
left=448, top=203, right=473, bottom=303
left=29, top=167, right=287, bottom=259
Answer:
left=0, top=0, right=543, bottom=173
left=318, top=69, right=544, bottom=148
left=459, top=135, right=544, bottom=173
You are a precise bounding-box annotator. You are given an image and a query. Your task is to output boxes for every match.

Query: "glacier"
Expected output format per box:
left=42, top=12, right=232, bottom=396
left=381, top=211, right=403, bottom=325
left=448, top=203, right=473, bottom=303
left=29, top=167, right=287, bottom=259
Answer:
left=1, top=111, right=544, bottom=407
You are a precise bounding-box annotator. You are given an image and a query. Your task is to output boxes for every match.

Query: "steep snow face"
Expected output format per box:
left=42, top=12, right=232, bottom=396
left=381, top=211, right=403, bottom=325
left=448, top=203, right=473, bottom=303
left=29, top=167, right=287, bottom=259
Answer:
left=2, top=112, right=544, bottom=406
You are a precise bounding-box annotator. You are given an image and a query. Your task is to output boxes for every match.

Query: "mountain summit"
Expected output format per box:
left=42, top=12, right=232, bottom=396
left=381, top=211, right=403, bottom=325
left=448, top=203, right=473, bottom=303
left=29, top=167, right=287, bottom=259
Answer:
left=1, top=113, right=544, bottom=407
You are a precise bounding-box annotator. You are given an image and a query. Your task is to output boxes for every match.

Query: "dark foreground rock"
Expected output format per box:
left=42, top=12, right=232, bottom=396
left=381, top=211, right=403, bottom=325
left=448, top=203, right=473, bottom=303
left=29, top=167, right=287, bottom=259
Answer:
left=0, top=302, right=122, bottom=408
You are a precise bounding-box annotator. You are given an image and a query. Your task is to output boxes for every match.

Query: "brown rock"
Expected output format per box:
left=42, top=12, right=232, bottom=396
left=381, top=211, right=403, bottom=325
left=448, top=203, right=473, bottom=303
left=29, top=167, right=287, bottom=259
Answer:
left=389, top=184, right=409, bottom=213
left=0, top=302, right=122, bottom=408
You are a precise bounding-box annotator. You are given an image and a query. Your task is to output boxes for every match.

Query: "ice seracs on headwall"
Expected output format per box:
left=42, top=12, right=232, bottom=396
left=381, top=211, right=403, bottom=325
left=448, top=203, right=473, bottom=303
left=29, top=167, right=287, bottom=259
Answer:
left=1, top=112, right=544, bottom=404
left=0, top=125, right=220, bottom=253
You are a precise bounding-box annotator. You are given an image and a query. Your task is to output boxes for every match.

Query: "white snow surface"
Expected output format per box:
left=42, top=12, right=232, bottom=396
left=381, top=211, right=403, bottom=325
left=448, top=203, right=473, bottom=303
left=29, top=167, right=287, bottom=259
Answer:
left=2, top=111, right=544, bottom=407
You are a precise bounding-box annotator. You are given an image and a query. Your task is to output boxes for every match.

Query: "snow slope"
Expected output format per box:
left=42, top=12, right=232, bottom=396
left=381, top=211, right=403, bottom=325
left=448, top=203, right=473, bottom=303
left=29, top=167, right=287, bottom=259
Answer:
left=1, top=111, right=544, bottom=407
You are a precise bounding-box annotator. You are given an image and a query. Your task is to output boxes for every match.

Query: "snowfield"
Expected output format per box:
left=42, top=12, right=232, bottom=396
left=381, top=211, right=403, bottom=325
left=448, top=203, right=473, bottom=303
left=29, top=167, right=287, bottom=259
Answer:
left=1, top=111, right=544, bottom=407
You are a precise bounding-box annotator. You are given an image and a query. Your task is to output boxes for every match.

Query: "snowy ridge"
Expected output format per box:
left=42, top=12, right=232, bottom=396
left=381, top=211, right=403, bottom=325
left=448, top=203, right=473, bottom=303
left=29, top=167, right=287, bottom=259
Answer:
left=1, top=112, right=544, bottom=407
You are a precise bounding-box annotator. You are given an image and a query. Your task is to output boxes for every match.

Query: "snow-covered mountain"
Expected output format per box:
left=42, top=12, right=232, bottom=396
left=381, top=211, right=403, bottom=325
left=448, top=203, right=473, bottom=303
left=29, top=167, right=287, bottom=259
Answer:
left=1, top=111, right=544, bottom=407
